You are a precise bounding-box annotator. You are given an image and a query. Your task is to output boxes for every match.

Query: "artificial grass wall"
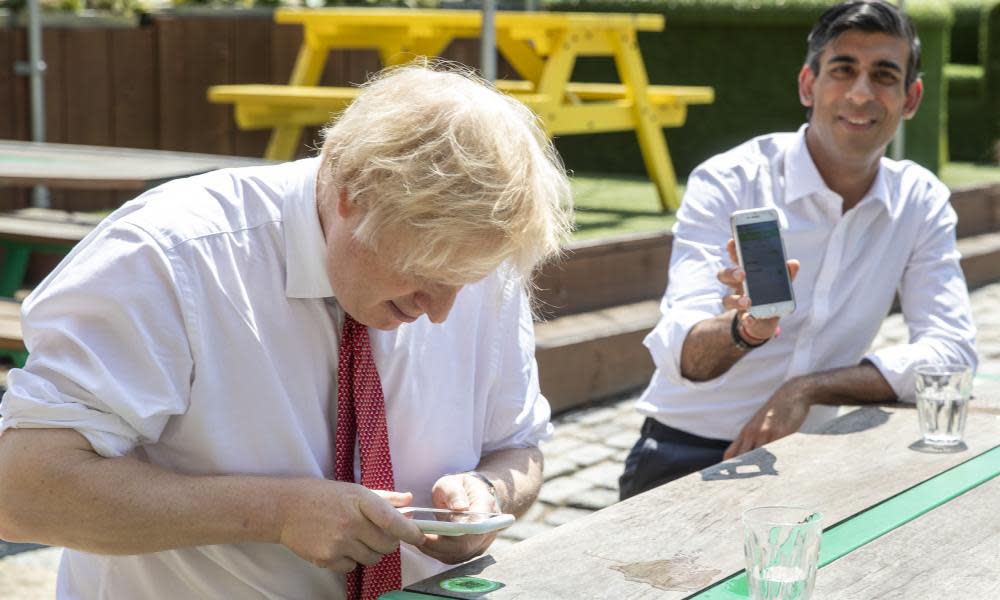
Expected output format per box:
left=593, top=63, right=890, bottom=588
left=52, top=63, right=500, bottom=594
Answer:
left=948, top=0, right=1000, bottom=163
left=949, top=0, right=987, bottom=64
left=544, top=0, right=952, bottom=178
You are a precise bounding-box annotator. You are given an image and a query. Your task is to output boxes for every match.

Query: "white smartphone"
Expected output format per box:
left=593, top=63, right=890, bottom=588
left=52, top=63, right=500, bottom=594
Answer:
left=730, top=208, right=796, bottom=319
left=398, top=507, right=515, bottom=537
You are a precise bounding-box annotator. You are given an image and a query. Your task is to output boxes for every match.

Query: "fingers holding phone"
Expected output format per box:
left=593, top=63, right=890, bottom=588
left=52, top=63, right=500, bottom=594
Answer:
left=276, top=480, right=425, bottom=573
left=416, top=473, right=510, bottom=564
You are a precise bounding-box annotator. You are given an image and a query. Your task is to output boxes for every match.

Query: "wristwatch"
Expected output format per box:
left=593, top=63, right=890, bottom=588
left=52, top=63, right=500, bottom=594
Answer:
left=731, top=312, right=767, bottom=351
left=466, top=471, right=503, bottom=513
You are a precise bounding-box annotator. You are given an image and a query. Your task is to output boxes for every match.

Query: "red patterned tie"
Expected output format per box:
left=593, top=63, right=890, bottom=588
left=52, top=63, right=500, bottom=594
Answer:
left=335, top=314, right=401, bottom=600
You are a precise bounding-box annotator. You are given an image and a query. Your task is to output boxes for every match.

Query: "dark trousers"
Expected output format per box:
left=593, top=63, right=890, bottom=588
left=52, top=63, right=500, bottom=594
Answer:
left=618, top=417, right=731, bottom=501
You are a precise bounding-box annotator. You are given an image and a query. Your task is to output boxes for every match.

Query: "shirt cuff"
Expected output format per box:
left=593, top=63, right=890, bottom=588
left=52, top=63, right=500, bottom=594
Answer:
left=863, top=346, right=922, bottom=403
left=0, top=373, right=140, bottom=457
left=645, top=307, right=725, bottom=389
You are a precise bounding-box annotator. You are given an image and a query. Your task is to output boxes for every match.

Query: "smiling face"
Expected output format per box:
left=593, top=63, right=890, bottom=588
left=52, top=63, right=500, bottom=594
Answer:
left=799, top=29, right=923, bottom=176
left=319, top=188, right=462, bottom=331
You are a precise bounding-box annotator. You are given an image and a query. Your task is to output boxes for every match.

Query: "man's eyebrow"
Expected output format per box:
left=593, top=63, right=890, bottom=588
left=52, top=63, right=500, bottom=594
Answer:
left=826, top=54, right=858, bottom=65
left=826, top=54, right=903, bottom=72
left=873, top=59, right=903, bottom=72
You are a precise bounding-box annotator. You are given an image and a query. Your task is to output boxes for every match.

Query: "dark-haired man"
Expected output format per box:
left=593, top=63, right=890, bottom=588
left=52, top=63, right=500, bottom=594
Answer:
left=620, top=0, right=977, bottom=500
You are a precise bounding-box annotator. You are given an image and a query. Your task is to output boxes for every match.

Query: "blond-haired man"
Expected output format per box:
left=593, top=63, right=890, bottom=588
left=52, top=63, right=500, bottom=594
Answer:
left=0, top=65, right=572, bottom=599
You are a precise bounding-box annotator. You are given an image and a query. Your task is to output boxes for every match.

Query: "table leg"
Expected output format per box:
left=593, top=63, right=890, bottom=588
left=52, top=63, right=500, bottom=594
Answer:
left=265, top=128, right=307, bottom=162
left=266, top=45, right=329, bottom=161
left=0, top=242, right=30, bottom=366
left=496, top=32, right=544, bottom=84
left=0, top=243, right=31, bottom=299
left=610, top=30, right=681, bottom=212
left=385, top=33, right=452, bottom=66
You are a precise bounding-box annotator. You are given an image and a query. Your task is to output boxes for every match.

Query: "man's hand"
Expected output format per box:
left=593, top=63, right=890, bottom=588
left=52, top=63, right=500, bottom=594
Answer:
left=417, top=473, right=499, bottom=565
left=277, top=480, right=425, bottom=573
left=720, top=239, right=800, bottom=341
left=723, top=377, right=814, bottom=459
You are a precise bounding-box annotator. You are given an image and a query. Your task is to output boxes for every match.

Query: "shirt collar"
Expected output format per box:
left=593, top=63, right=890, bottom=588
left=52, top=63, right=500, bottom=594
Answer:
left=283, top=157, right=335, bottom=299
left=783, top=124, right=892, bottom=211
left=783, top=124, right=828, bottom=204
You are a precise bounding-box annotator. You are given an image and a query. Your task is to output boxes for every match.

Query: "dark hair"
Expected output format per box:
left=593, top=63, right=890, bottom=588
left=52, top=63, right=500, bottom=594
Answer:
left=806, top=0, right=921, bottom=90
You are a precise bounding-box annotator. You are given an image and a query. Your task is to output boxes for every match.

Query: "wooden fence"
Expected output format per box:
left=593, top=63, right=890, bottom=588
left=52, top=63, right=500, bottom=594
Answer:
left=0, top=11, right=507, bottom=211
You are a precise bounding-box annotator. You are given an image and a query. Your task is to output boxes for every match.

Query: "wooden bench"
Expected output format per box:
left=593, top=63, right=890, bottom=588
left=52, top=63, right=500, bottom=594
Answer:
left=0, top=208, right=101, bottom=368
left=0, top=208, right=102, bottom=299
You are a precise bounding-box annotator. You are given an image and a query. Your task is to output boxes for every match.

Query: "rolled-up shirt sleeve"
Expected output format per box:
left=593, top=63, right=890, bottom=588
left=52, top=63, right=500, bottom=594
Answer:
left=0, top=220, right=194, bottom=457
left=481, top=276, right=552, bottom=453
left=644, top=166, right=738, bottom=387
left=864, top=192, right=978, bottom=402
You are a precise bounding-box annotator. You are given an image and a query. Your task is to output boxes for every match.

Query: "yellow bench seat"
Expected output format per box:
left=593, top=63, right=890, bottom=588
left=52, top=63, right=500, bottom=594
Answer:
left=208, top=82, right=714, bottom=135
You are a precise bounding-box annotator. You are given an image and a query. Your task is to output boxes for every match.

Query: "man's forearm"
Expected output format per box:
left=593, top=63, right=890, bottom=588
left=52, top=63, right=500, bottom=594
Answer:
left=801, top=361, right=897, bottom=406
left=474, top=446, right=542, bottom=518
left=0, top=428, right=285, bottom=554
left=680, top=310, right=747, bottom=382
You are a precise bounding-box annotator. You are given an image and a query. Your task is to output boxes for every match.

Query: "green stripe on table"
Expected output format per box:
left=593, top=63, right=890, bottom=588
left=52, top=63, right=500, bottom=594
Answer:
left=688, top=444, right=1000, bottom=599
left=976, top=373, right=1000, bottom=382
left=380, top=591, right=445, bottom=599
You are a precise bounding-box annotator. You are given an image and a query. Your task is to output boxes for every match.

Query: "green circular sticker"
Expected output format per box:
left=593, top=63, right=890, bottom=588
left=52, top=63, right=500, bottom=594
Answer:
left=439, top=576, right=502, bottom=593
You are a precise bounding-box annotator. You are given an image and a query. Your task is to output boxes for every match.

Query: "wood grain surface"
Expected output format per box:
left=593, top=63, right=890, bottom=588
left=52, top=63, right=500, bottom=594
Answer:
left=815, top=475, right=1000, bottom=599
left=432, top=406, right=1000, bottom=599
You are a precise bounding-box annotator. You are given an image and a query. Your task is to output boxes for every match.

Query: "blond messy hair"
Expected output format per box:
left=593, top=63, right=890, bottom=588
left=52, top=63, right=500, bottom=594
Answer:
left=319, top=62, right=573, bottom=286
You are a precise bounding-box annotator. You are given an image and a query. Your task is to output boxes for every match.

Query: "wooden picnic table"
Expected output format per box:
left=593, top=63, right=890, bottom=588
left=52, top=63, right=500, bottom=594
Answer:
left=0, top=140, right=270, bottom=191
left=387, top=404, right=1000, bottom=599
left=0, top=141, right=273, bottom=298
left=208, top=8, right=714, bottom=211
left=0, top=142, right=273, bottom=365
left=814, top=474, right=1000, bottom=598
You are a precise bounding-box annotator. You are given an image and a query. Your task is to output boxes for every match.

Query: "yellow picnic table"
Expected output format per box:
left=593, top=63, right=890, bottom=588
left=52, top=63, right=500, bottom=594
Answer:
left=208, top=8, right=714, bottom=210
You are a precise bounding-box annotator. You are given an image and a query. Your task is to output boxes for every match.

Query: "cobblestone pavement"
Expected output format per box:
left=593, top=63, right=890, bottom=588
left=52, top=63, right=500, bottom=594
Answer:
left=3, top=281, right=1000, bottom=597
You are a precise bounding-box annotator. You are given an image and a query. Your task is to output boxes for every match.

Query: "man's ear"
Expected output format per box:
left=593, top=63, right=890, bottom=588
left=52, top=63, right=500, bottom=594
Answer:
left=798, top=64, right=816, bottom=109
left=337, top=188, right=353, bottom=219
left=902, top=78, right=924, bottom=120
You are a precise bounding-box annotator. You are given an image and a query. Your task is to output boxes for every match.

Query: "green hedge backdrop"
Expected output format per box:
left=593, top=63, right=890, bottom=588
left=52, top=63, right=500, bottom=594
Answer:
left=542, top=0, right=952, bottom=179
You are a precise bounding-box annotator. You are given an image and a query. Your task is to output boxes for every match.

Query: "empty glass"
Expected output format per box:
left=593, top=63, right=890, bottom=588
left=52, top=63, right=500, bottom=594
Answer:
left=742, top=506, right=822, bottom=600
left=915, top=364, right=973, bottom=446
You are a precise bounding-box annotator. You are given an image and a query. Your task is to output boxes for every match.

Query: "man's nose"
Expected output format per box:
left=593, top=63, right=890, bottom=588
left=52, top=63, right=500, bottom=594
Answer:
left=415, top=285, right=461, bottom=324
left=845, top=74, right=875, bottom=105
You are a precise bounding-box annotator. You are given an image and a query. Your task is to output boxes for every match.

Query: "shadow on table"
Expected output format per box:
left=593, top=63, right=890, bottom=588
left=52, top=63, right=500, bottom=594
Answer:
left=813, top=405, right=894, bottom=435
left=701, top=449, right=778, bottom=481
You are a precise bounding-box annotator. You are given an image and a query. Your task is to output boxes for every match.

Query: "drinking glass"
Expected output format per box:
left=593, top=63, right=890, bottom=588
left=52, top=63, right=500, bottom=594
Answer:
left=915, top=364, right=973, bottom=446
left=742, top=506, right=822, bottom=600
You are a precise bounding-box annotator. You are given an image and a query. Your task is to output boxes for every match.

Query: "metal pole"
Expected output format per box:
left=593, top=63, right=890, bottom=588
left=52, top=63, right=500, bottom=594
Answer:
left=481, top=0, right=497, bottom=82
left=26, top=0, right=50, bottom=207
left=890, top=0, right=906, bottom=162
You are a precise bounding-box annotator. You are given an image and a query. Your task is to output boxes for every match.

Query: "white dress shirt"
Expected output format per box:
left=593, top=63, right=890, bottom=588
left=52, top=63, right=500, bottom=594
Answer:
left=637, top=125, right=977, bottom=441
left=0, top=157, right=552, bottom=599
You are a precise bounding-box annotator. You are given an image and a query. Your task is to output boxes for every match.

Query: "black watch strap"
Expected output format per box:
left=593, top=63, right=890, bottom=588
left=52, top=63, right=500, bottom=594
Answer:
left=467, top=471, right=503, bottom=512
left=731, top=312, right=767, bottom=351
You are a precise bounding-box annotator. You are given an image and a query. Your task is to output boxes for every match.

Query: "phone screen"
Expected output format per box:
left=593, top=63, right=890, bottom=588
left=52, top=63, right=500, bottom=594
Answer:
left=735, top=220, right=792, bottom=305
left=401, top=509, right=498, bottom=524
